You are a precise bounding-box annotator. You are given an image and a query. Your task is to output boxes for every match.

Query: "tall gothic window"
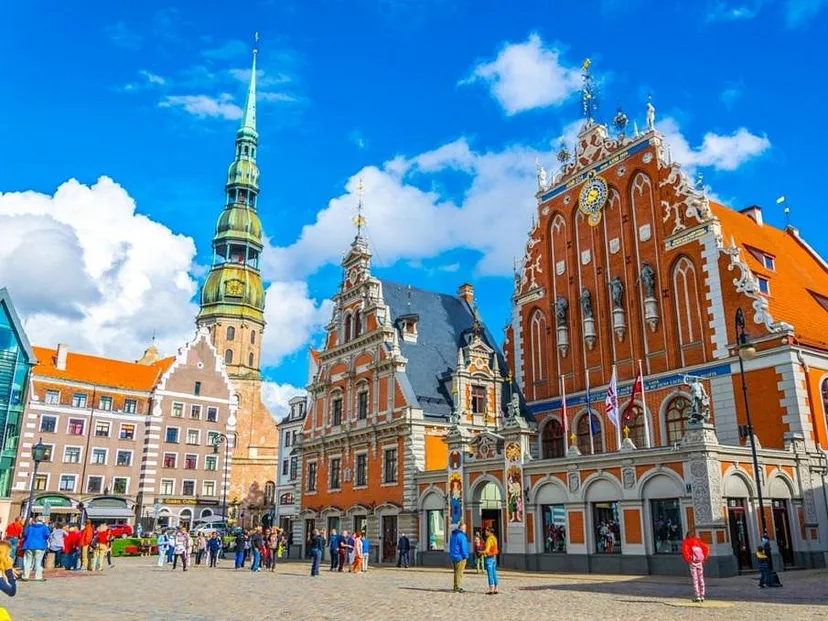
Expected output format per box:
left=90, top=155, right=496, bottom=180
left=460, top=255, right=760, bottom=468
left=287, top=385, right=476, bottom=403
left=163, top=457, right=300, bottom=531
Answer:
left=344, top=313, right=352, bottom=343
left=541, top=419, right=565, bottom=459
left=624, top=403, right=649, bottom=448
left=248, top=353, right=254, bottom=367
left=576, top=412, right=603, bottom=454
left=227, top=326, right=236, bottom=341
left=665, top=396, right=690, bottom=444
left=251, top=330, right=256, bottom=344
left=529, top=310, right=547, bottom=388
left=353, top=310, right=362, bottom=338
left=672, top=257, right=703, bottom=348
left=224, top=349, right=233, bottom=364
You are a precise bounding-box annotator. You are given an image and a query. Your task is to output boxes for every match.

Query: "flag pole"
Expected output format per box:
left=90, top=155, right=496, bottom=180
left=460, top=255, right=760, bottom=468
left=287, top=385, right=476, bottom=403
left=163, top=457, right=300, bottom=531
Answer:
left=639, top=359, right=651, bottom=448
left=586, top=372, right=594, bottom=455
left=613, top=365, right=622, bottom=452
left=561, top=375, right=569, bottom=456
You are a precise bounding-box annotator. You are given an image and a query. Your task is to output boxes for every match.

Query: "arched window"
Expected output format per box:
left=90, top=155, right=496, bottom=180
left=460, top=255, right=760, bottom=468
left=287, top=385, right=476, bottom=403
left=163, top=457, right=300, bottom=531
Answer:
left=264, top=481, right=276, bottom=504
left=248, top=353, right=254, bottom=367
left=353, top=310, right=362, bottom=338
left=672, top=257, right=704, bottom=349
left=344, top=313, right=352, bottom=343
left=224, top=349, right=234, bottom=364
left=541, top=419, right=565, bottom=459
left=665, top=395, right=690, bottom=444
left=250, top=330, right=256, bottom=344
left=227, top=326, right=236, bottom=341
left=576, top=412, right=603, bottom=454
left=529, top=310, right=547, bottom=392
left=623, top=403, right=649, bottom=448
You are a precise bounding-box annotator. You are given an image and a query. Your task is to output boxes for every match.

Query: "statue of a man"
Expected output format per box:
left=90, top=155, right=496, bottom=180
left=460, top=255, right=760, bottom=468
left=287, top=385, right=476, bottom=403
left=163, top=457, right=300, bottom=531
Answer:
left=685, top=376, right=711, bottom=424
left=609, top=277, right=624, bottom=309
left=640, top=263, right=656, bottom=299
left=555, top=296, right=568, bottom=325
left=580, top=287, right=593, bottom=319
left=507, top=392, right=520, bottom=420
left=536, top=159, right=548, bottom=190
left=646, top=100, right=656, bottom=131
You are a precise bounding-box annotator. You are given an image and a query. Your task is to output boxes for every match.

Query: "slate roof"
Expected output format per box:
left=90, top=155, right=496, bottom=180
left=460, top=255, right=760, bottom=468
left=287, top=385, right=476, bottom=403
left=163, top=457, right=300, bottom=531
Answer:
left=379, top=279, right=524, bottom=419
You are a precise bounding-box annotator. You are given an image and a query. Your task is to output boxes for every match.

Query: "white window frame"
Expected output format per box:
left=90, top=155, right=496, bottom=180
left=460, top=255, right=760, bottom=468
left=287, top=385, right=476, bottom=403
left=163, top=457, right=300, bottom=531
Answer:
left=171, top=402, right=185, bottom=418
left=39, top=443, right=55, bottom=463
left=58, top=474, right=77, bottom=493
left=206, top=407, right=218, bottom=422
left=184, top=453, right=199, bottom=470
left=190, top=404, right=202, bottom=420
left=186, top=429, right=201, bottom=445
left=67, top=418, right=86, bottom=436
left=62, top=445, right=82, bottom=464
left=111, top=476, right=130, bottom=495
left=119, top=423, right=136, bottom=440
left=72, top=393, right=88, bottom=408
left=90, top=447, right=108, bottom=465
left=181, top=479, right=197, bottom=497
left=165, top=426, right=180, bottom=444
left=381, top=444, right=399, bottom=486
left=205, top=454, right=218, bottom=471
left=202, top=480, right=217, bottom=497
left=757, top=276, right=771, bottom=295
left=159, top=478, right=175, bottom=496
left=98, top=395, right=113, bottom=411
left=306, top=458, right=318, bottom=493
left=44, top=389, right=61, bottom=405
left=115, top=449, right=133, bottom=467
left=353, top=449, right=369, bottom=489
left=94, top=420, right=111, bottom=438
left=33, top=472, right=50, bottom=492
left=39, top=414, right=58, bottom=433
left=763, top=255, right=775, bottom=271
left=163, top=452, right=178, bottom=469
left=86, top=475, right=104, bottom=494
left=124, top=398, right=137, bottom=414
left=207, top=431, right=220, bottom=446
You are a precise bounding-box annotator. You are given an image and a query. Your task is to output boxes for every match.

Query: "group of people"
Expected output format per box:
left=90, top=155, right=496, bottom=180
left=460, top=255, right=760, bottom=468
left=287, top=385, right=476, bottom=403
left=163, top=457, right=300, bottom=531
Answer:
left=231, top=526, right=290, bottom=572
left=450, top=523, right=499, bottom=595
left=307, top=528, right=371, bottom=577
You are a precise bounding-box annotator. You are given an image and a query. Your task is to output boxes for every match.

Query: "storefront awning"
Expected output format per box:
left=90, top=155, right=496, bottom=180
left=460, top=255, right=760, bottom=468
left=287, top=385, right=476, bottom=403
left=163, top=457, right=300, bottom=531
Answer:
left=84, top=506, right=134, bottom=520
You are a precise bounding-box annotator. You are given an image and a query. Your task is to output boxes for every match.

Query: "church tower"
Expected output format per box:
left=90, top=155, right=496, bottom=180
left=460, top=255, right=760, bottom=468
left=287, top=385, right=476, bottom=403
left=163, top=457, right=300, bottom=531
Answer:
left=197, top=37, right=277, bottom=522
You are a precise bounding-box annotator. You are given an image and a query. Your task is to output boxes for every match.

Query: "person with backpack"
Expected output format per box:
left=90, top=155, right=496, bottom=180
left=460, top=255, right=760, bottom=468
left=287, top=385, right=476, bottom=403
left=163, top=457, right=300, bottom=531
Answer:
left=681, top=531, right=709, bottom=603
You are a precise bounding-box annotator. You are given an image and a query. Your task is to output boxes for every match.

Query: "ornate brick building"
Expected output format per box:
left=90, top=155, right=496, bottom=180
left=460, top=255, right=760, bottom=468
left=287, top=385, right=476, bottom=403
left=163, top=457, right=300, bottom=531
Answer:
left=196, top=42, right=278, bottom=522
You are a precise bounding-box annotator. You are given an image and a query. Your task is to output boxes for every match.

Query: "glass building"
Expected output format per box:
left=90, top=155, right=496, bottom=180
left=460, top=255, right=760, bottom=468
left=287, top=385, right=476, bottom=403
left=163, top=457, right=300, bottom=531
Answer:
left=0, top=289, right=35, bottom=498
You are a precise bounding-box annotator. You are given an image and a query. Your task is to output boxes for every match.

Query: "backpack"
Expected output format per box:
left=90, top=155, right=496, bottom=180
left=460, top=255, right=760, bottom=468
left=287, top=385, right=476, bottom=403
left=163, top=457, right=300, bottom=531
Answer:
left=691, top=545, right=704, bottom=563
left=89, top=534, right=99, bottom=551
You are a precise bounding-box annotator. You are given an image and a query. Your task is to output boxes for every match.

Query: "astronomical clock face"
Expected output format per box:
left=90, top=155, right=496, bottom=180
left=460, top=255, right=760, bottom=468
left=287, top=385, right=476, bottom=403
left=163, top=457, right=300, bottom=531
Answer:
left=224, top=279, right=245, bottom=298
left=578, top=173, right=609, bottom=227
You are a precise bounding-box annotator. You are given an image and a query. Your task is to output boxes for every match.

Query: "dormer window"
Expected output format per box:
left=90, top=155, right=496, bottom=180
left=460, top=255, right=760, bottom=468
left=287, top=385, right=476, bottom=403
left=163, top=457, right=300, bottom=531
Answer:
left=763, top=255, right=775, bottom=271
left=399, top=313, right=419, bottom=343
left=757, top=276, right=770, bottom=295
left=471, top=385, right=487, bottom=414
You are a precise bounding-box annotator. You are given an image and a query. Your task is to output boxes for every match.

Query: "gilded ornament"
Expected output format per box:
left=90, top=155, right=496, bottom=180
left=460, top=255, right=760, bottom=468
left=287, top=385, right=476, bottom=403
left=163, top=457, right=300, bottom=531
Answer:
left=578, top=173, right=609, bottom=227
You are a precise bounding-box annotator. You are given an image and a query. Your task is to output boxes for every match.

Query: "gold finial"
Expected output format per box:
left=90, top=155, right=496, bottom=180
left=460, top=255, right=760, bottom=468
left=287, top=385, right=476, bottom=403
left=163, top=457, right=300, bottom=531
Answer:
left=623, top=425, right=630, bottom=440
left=569, top=431, right=577, bottom=444
left=352, top=176, right=366, bottom=236
left=581, top=58, right=591, bottom=71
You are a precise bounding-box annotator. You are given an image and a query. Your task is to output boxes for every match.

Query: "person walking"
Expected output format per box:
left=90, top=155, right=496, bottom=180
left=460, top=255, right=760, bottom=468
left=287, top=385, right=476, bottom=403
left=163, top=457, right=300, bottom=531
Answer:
left=361, top=533, right=370, bottom=573
left=338, top=530, right=349, bottom=572
left=350, top=532, right=363, bottom=573
left=327, top=529, right=339, bottom=571
left=448, top=522, right=470, bottom=593
left=21, top=516, right=49, bottom=582
left=250, top=528, right=264, bottom=572
left=3, top=519, right=22, bottom=570
left=268, top=530, right=279, bottom=572
left=92, top=525, right=109, bottom=572
left=47, top=524, right=66, bottom=570
left=234, top=530, right=247, bottom=569
left=756, top=546, right=772, bottom=588
left=309, top=528, right=324, bottom=577
left=473, top=532, right=485, bottom=574
left=286, top=531, right=294, bottom=559
left=172, top=528, right=190, bottom=571
left=156, top=530, right=169, bottom=568
left=681, top=531, right=709, bottom=603
left=194, top=533, right=206, bottom=566
left=79, top=522, right=94, bottom=571
left=396, top=533, right=411, bottom=568
left=166, top=530, right=176, bottom=564
left=483, top=527, right=499, bottom=595
left=207, top=532, right=221, bottom=568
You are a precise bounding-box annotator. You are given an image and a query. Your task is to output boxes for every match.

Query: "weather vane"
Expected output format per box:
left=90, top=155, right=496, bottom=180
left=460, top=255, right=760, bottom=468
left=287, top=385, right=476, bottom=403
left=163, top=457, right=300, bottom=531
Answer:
left=253, top=32, right=260, bottom=55
left=353, top=177, right=366, bottom=237
left=580, top=58, right=598, bottom=123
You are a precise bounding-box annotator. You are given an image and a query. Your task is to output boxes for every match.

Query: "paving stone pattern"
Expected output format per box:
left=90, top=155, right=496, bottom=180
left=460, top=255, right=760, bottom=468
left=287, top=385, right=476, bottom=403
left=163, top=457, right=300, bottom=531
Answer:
left=3, top=558, right=827, bottom=621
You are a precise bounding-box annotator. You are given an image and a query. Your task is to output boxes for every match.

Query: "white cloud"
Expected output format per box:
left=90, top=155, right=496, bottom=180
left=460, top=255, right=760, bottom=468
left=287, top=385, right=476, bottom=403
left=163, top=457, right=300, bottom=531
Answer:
left=261, top=381, right=306, bottom=421
left=158, top=94, right=242, bottom=120
left=261, top=281, right=333, bottom=367
left=658, top=118, right=771, bottom=173
left=139, top=70, right=166, bottom=85
left=461, top=33, right=581, bottom=115
left=707, top=1, right=762, bottom=21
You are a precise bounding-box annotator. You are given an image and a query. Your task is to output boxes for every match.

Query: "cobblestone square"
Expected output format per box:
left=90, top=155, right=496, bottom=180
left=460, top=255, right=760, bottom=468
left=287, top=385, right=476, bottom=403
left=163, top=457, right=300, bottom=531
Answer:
left=4, top=558, right=827, bottom=621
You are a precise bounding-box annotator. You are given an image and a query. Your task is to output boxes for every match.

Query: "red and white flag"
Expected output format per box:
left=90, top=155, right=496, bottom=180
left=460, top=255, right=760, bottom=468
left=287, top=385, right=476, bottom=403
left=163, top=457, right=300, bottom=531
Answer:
left=605, top=366, right=620, bottom=428
left=623, top=372, right=644, bottom=423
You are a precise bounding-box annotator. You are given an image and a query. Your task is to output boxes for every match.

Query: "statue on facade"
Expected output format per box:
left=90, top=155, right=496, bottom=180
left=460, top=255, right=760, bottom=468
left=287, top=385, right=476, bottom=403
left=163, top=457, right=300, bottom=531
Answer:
left=506, top=391, right=520, bottom=420
left=685, top=376, right=711, bottom=424
left=555, top=296, right=568, bottom=325
left=609, top=276, right=624, bottom=309
left=640, top=263, right=656, bottom=299
left=580, top=287, right=593, bottom=319
left=646, top=97, right=656, bottom=131
left=536, top=158, right=548, bottom=190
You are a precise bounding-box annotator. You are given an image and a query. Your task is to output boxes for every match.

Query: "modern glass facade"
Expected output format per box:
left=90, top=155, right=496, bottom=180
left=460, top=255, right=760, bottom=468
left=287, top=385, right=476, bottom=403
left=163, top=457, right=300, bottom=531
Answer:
left=0, top=290, right=34, bottom=498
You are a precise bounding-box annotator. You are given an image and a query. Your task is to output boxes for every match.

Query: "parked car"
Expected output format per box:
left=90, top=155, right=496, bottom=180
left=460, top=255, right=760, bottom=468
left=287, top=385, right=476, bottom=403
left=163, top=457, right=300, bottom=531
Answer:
left=192, top=520, right=229, bottom=536
left=108, top=523, right=134, bottom=538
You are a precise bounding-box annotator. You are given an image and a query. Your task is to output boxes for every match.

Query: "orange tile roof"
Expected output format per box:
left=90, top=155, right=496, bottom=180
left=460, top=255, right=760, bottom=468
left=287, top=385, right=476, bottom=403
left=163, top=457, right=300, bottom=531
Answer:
left=711, top=202, right=828, bottom=349
left=32, top=346, right=175, bottom=392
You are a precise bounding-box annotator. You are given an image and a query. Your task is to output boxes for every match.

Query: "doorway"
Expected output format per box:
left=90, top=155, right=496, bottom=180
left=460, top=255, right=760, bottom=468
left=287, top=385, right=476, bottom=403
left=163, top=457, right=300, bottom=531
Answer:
left=304, top=519, right=315, bottom=558
left=381, top=515, right=397, bottom=563
left=726, top=498, right=751, bottom=570
left=481, top=509, right=501, bottom=557
left=353, top=514, right=367, bottom=537
left=772, top=499, right=794, bottom=567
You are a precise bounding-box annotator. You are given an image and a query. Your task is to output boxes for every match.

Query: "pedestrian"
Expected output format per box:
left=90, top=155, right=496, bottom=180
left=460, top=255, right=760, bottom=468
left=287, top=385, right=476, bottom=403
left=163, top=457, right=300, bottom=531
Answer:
left=396, top=532, right=410, bottom=568
left=346, top=531, right=356, bottom=571
left=79, top=522, right=94, bottom=571
left=62, top=526, right=79, bottom=570
left=756, top=546, right=771, bottom=588
left=361, top=533, right=370, bottom=573
left=166, top=530, right=175, bottom=564
left=0, top=540, right=19, bottom=621
left=207, top=532, right=221, bottom=568
left=681, top=531, right=709, bottom=603
left=327, top=528, right=339, bottom=571
left=250, top=527, right=264, bottom=572
left=172, top=528, right=190, bottom=571
left=47, top=524, right=66, bottom=569
left=286, top=531, right=294, bottom=559
left=21, top=515, right=50, bottom=582
left=156, top=530, right=169, bottom=567
left=448, top=522, right=469, bottom=593
left=268, top=530, right=279, bottom=572
left=351, top=531, right=363, bottom=573
left=483, top=527, right=499, bottom=595
left=338, top=530, right=349, bottom=572
left=473, top=532, right=485, bottom=573
left=105, top=527, right=115, bottom=569
left=309, top=528, right=324, bottom=577
left=194, top=533, right=206, bottom=566
left=234, top=530, right=247, bottom=569
left=92, top=525, right=109, bottom=572
left=3, top=519, right=22, bottom=570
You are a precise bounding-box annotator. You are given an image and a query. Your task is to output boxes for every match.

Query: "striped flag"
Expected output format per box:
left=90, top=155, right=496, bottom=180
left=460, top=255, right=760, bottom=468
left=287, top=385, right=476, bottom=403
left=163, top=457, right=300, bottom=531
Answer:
left=605, top=366, right=620, bottom=428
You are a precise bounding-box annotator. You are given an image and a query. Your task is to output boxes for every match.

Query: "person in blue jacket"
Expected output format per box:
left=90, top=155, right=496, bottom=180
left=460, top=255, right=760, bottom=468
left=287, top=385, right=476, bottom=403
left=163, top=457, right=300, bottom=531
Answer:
left=21, top=516, right=50, bottom=582
left=449, top=522, right=470, bottom=593
left=327, top=529, right=340, bottom=571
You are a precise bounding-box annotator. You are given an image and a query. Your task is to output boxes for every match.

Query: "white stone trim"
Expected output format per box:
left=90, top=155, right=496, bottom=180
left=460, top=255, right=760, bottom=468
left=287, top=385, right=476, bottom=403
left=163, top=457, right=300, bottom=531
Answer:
left=699, top=229, right=729, bottom=359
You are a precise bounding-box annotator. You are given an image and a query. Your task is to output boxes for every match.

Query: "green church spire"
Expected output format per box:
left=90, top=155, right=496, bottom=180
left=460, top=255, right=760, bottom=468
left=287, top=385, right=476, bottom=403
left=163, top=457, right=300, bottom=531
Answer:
left=197, top=35, right=266, bottom=332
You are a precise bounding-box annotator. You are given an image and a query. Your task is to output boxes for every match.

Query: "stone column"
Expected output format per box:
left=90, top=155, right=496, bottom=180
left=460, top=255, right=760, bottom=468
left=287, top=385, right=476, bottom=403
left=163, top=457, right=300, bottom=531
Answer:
left=501, top=417, right=534, bottom=565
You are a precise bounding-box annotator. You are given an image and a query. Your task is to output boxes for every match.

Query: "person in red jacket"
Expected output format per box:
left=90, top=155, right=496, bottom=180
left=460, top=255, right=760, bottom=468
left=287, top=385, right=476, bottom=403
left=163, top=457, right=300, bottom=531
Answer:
left=681, top=531, right=710, bottom=602
left=63, top=527, right=80, bottom=570
left=3, top=519, right=23, bottom=569
left=79, top=523, right=94, bottom=571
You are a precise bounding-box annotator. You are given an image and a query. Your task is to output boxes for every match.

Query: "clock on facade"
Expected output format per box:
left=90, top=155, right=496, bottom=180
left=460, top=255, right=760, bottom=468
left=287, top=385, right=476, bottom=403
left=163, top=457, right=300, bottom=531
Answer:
left=578, top=173, right=609, bottom=227
left=225, top=279, right=245, bottom=298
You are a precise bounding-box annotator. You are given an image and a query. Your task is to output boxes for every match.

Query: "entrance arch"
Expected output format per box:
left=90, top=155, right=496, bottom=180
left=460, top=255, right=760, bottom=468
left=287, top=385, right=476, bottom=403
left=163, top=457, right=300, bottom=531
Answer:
left=470, top=478, right=504, bottom=547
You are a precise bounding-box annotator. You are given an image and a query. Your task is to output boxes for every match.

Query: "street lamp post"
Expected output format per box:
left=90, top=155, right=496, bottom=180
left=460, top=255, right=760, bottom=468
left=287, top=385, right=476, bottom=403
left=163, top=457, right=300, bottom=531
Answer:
left=24, top=438, right=49, bottom=523
left=735, top=307, right=773, bottom=570
left=212, top=433, right=230, bottom=526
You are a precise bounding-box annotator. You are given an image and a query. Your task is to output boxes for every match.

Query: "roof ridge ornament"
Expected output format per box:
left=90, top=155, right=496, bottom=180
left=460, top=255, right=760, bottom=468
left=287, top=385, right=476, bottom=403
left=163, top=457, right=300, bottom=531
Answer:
left=580, top=58, right=598, bottom=126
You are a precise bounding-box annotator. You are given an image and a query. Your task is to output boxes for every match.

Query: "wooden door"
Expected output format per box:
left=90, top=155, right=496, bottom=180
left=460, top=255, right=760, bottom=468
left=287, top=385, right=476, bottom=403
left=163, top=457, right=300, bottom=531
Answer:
left=727, top=500, right=751, bottom=570
left=772, top=500, right=794, bottom=567
left=381, top=515, right=397, bottom=563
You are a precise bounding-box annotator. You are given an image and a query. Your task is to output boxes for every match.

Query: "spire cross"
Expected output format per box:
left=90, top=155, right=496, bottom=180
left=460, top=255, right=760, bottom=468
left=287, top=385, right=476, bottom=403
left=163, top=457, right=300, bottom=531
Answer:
left=353, top=177, right=366, bottom=237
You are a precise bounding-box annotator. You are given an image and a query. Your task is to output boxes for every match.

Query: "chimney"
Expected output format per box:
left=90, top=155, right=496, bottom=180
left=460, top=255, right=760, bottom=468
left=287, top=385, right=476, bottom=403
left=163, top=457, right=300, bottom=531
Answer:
left=739, top=204, right=763, bottom=226
left=458, top=283, right=474, bottom=304
left=56, top=343, right=69, bottom=371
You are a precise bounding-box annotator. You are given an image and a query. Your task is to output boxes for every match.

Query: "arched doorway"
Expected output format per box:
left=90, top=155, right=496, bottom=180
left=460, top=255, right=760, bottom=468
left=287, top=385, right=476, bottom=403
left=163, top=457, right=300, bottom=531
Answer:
left=179, top=508, right=193, bottom=531
left=472, top=481, right=503, bottom=551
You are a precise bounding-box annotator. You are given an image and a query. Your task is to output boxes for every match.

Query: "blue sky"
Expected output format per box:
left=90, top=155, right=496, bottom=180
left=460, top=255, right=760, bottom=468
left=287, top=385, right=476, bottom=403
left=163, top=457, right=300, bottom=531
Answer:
left=0, top=0, right=825, bottom=414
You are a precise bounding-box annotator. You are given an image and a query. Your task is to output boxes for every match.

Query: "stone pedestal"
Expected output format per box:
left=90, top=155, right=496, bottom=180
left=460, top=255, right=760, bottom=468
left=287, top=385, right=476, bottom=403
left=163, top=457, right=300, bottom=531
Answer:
left=44, top=551, right=55, bottom=570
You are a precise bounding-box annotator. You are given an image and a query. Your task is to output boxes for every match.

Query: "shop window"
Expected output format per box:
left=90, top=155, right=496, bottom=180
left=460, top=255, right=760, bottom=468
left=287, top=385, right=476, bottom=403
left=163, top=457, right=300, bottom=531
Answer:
left=593, top=502, right=622, bottom=554
left=651, top=498, right=682, bottom=554
left=427, top=510, right=446, bottom=550
left=542, top=504, right=567, bottom=553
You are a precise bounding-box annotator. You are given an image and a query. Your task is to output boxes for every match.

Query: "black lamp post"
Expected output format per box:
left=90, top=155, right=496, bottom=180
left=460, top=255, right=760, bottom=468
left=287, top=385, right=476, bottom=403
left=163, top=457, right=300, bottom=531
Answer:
left=25, top=438, right=48, bottom=522
left=735, top=307, right=773, bottom=570
left=212, top=433, right=230, bottom=526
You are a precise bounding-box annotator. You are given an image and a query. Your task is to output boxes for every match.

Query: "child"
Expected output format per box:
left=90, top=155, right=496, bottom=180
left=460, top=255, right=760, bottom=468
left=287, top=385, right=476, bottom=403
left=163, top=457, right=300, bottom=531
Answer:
left=473, top=533, right=485, bottom=573
left=681, top=531, right=709, bottom=603
left=756, top=546, right=771, bottom=588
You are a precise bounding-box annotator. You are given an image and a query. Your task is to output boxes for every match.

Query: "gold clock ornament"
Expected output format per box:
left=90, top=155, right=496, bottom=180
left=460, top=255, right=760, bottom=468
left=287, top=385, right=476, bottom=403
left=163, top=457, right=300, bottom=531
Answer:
left=225, top=279, right=245, bottom=297
left=578, top=172, right=609, bottom=227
